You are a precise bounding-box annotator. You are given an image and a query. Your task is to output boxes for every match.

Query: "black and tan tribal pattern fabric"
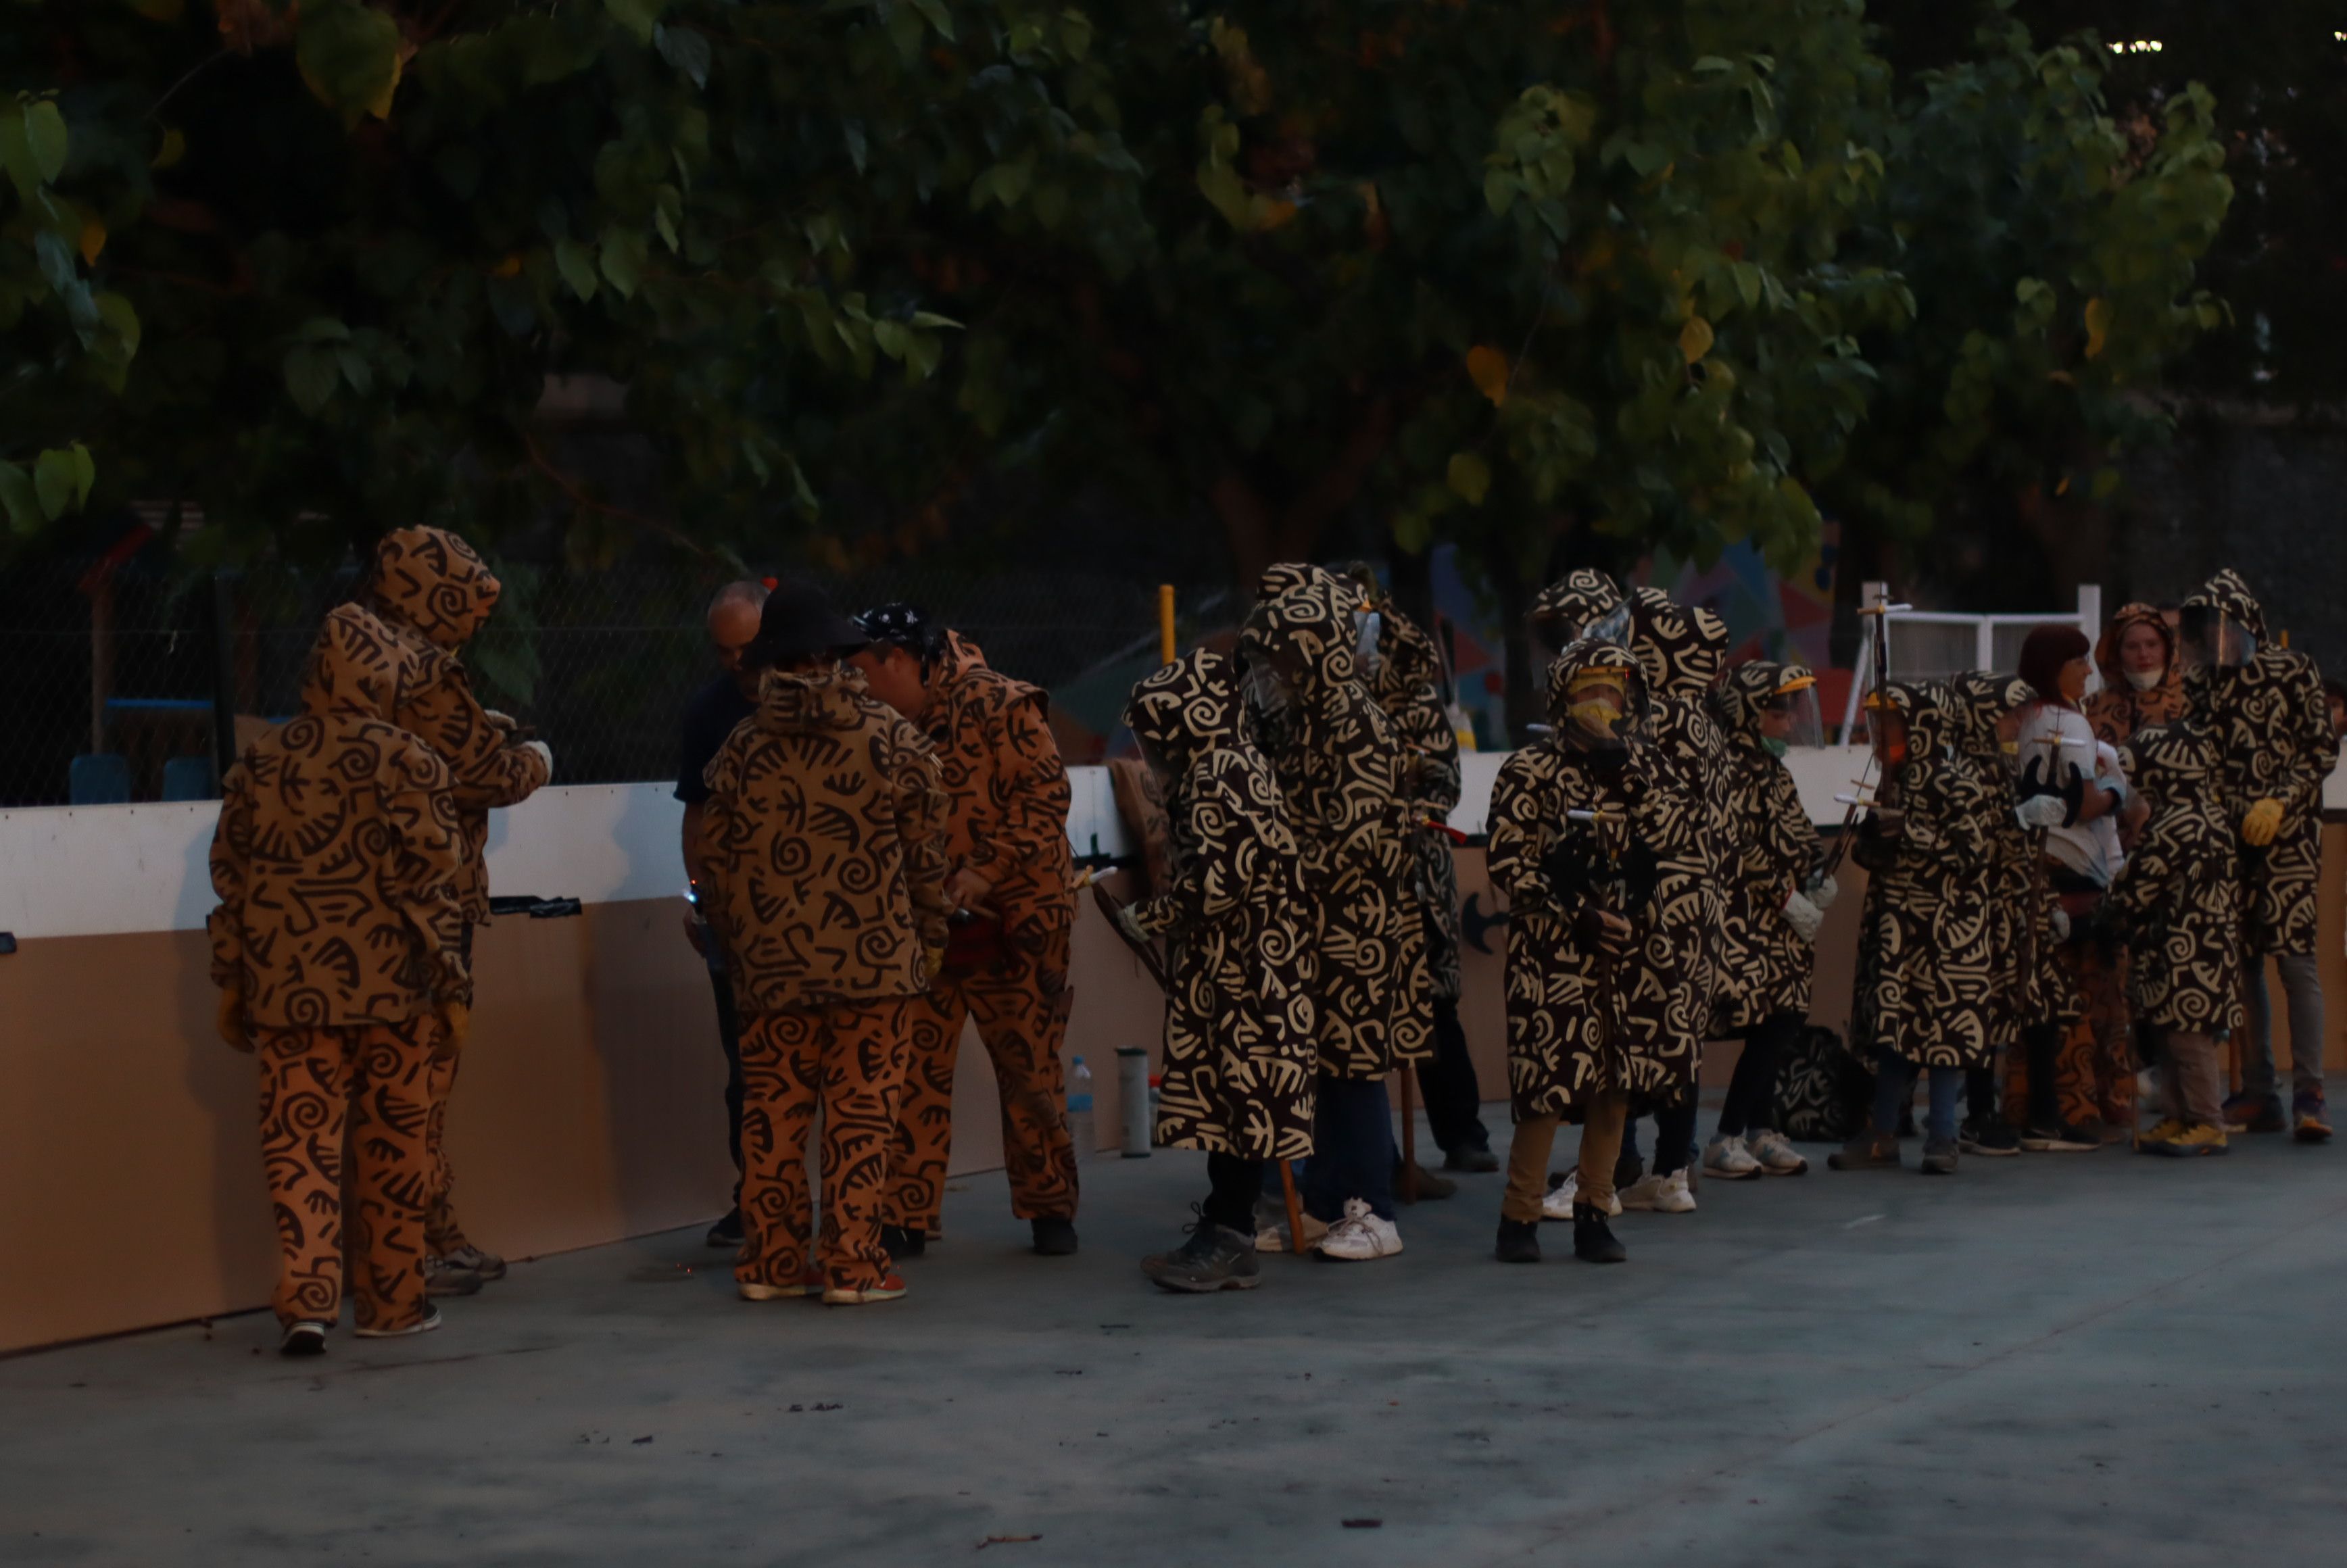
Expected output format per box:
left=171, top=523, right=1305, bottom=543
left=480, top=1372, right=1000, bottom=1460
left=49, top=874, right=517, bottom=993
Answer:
left=1948, top=670, right=2077, bottom=1045
left=1370, top=607, right=1465, bottom=1000
left=1124, top=650, right=1318, bottom=1160
left=1487, top=640, right=1697, bottom=1117
left=1849, top=681, right=1999, bottom=1070
left=1712, top=661, right=1823, bottom=1029
left=1627, top=589, right=1732, bottom=1048
left=2108, top=721, right=2244, bottom=1037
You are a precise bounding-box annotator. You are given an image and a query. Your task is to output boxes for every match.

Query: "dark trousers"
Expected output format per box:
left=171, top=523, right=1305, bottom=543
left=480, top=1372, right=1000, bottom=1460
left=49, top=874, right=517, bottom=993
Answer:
left=707, top=955, right=746, bottom=1204
left=1415, top=995, right=1491, bottom=1155
left=1203, top=1153, right=1263, bottom=1235
left=1719, top=1011, right=1799, bottom=1137
left=1301, top=1075, right=1398, bottom=1222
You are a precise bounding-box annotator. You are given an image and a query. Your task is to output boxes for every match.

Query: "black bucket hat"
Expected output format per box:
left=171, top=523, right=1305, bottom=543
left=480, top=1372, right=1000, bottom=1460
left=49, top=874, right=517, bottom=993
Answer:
left=745, top=579, right=869, bottom=668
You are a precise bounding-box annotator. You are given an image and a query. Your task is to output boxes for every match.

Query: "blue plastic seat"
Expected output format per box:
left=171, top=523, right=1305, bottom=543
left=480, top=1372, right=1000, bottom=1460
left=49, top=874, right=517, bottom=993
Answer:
left=162, top=756, right=216, bottom=802
left=69, top=753, right=132, bottom=805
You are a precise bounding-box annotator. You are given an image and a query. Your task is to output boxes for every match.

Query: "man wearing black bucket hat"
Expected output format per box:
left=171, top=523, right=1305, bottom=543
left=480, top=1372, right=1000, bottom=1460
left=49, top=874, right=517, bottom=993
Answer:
left=696, top=581, right=950, bottom=1304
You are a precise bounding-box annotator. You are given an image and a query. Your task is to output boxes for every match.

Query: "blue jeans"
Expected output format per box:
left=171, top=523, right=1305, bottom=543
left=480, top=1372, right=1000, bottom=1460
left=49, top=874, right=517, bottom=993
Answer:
left=1300, top=1075, right=1398, bottom=1222
left=1872, top=1053, right=1962, bottom=1142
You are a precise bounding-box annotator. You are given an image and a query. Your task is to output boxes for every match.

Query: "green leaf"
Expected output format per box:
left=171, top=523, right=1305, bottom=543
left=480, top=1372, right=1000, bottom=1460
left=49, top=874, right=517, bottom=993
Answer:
left=0, top=461, right=42, bottom=535
left=1447, top=452, right=1492, bottom=506
left=604, top=0, right=662, bottom=45
left=600, top=227, right=646, bottom=298
left=654, top=23, right=710, bottom=87
left=295, top=0, right=403, bottom=127
left=336, top=348, right=373, bottom=396
left=555, top=237, right=600, bottom=300
left=67, top=443, right=95, bottom=509
left=0, top=109, right=36, bottom=202
left=284, top=346, right=340, bottom=416
left=23, top=99, right=68, bottom=183
left=34, top=447, right=80, bottom=518
left=299, top=316, right=352, bottom=343
left=1484, top=170, right=1518, bottom=216
left=910, top=0, right=956, bottom=43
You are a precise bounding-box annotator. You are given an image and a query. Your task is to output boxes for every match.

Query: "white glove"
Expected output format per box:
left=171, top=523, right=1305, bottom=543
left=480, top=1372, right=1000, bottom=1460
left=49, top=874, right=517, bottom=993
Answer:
left=1806, top=874, right=1839, bottom=913
left=2016, top=793, right=2067, bottom=830
left=521, top=739, right=554, bottom=779
left=1115, top=902, right=1150, bottom=946
left=2051, top=905, right=2072, bottom=942
left=1781, top=889, right=1824, bottom=945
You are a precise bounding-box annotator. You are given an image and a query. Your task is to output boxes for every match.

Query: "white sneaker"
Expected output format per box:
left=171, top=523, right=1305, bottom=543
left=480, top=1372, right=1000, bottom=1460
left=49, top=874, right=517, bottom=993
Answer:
left=1541, top=1172, right=1622, bottom=1219
left=1743, top=1129, right=1810, bottom=1175
left=1253, top=1208, right=1330, bottom=1254
left=1701, top=1134, right=1764, bottom=1181
left=1618, top=1169, right=1697, bottom=1213
left=1316, top=1198, right=1403, bottom=1260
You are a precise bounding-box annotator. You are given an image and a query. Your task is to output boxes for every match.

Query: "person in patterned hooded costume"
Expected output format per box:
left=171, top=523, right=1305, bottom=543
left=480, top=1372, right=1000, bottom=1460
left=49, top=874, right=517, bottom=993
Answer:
left=1705, top=660, right=1827, bottom=1177
left=366, top=526, right=552, bottom=1290
left=853, top=604, right=1084, bottom=1257
left=1240, top=566, right=1430, bottom=1261
left=208, top=604, right=469, bottom=1356
left=1831, top=681, right=1999, bottom=1176
left=1119, top=650, right=1319, bottom=1291
left=1488, top=638, right=1692, bottom=1265
left=2179, top=569, right=2339, bottom=1141
left=2084, top=602, right=2186, bottom=748
left=1345, top=566, right=1493, bottom=1177
left=2107, top=720, right=2243, bottom=1157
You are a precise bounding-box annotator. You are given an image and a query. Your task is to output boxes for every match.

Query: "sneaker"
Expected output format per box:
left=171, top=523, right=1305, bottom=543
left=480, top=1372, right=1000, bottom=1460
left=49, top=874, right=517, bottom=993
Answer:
left=1396, top=1162, right=1457, bottom=1202
left=1030, top=1217, right=1080, bottom=1256
left=1254, top=1208, right=1330, bottom=1253
left=2135, top=1117, right=2185, bottom=1148
left=1828, top=1131, right=1901, bottom=1171
left=1701, top=1134, right=1763, bottom=1181
left=1317, top=1198, right=1403, bottom=1261
left=2144, top=1122, right=2229, bottom=1158
left=1958, top=1117, right=2023, bottom=1157
left=1918, top=1135, right=1959, bottom=1175
left=2223, top=1093, right=2285, bottom=1135
left=1541, top=1171, right=1620, bottom=1219
left=423, top=1256, right=482, bottom=1297
left=1142, top=1221, right=1261, bottom=1292
left=1618, top=1169, right=1697, bottom=1213
left=439, top=1244, right=506, bottom=1282
left=1495, top=1218, right=1541, bottom=1263
left=1572, top=1202, right=1627, bottom=1263
left=823, top=1272, right=909, bottom=1305
left=2019, top=1121, right=2100, bottom=1153
left=1745, top=1129, right=1809, bottom=1175
left=2292, top=1095, right=2331, bottom=1144
left=706, top=1208, right=745, bottom=1248
left=353, top=1306, right=443, bottom=1340
left=279, top=1321, right=329, bottom=1358
left=738, top=1267, right=824, bottom=1301
left=1443, top=1145, right=1501, bottom=1173
left=881, top=1223, right=927, bottom=1261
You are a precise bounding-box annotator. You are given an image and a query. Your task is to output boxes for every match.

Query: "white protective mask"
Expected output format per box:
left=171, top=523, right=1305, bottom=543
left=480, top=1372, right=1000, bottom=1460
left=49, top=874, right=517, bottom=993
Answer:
left=2125, top=666, right=2164, bottom=692
left=1353, top=610, right=1383, bottom=680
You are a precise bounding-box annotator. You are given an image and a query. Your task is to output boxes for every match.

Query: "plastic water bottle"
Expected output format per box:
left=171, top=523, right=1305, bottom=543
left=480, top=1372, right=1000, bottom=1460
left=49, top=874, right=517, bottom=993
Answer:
left=1067, top=1056, right=1095, bottom=1162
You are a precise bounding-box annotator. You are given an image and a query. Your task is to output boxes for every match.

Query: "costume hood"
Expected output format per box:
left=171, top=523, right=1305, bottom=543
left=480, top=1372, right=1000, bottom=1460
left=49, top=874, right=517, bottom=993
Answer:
left=1126, top=648, right=1237, bottom=769
left=1543, top=637, right=1649, bottom=735
left=2181, top=568, right=2269, bottom=642
left=2095, top=602, right=2177, bottom=691
left=752, top=663, right=878, bottom=735
left=370, top=526, right=502, bottom=650
left=1529, top=569, right=1624, bottom=652
left=1947, top=670, right=2035, bottom=763
left=298, top=604, right=415, bottom=721
left=1875, top=679, right=1955, bottom=759
left=1714, top=659, right=1783, bottom=742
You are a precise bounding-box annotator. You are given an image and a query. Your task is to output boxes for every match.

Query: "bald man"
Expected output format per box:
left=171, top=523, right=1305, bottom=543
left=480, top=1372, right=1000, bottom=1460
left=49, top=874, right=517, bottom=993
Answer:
left=679, top=580, right=771, bottom=1248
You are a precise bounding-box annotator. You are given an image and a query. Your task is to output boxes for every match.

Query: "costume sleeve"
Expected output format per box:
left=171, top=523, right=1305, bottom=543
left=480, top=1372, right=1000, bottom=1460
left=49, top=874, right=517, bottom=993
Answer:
left=206, top=764, right=255, bottom=991
left=1487, top=751, right=1586, bottom=921
left=894, top=729, right=953, bottom=956
left=383, top=749, right=470, bottom=1006
left=2283, top=663, right=2340, bottom=823
left=1130, top=756, right=1251, bottom=938
left=1407, top=689, right=1463, bottom=821
left=698, top=737, right=749, bottom=957
left=961, top=688, right=1071, bottom=885
left=404, top=666, right=552, bottom=814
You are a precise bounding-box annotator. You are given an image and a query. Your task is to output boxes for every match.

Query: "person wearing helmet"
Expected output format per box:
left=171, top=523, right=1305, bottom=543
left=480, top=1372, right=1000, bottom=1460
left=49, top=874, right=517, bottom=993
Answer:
left=2178, top=570, right=2338, bottom=1142
left=851, top=604, right=1084, bottom=1256
left=1831, top=681, right=2000, bottom=1176
left=1119, top=650, right=1319, bottom=1291
left=366, top=526, right=554, bottom=1296
left=2105, top=720, right=2242, bottom=1157
left=1488, top=639, right=1689, bottom=1265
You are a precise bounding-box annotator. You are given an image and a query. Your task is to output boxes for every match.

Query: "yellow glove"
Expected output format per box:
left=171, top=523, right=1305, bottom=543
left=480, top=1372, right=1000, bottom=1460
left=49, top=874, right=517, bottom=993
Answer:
left=435, top=999, right=471, bottom=1060
left=2242, top=797, right=2283, bottom=848
left=216, top=988, right=253, bottom=1052
left=922, top=944, right=947, bottom=985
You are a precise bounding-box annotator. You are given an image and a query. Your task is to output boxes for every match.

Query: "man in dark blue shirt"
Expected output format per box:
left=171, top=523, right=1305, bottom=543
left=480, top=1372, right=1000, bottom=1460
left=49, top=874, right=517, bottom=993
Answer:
left=677, top=580, right=768, bottom=1247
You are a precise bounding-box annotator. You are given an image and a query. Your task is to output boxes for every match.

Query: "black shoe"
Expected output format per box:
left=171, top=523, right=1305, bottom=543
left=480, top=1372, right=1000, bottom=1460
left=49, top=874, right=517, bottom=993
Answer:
left=279, top=1321, right=329, bottom=1358
left=1572, top=1202, right=1626, bottom=1264
left=1031, top=1217, right=1079, bottom=1256
left=1919, top=1135, right=1960, bottom=1175
left=1612, top=1150, right=1644, bottom=1191
left=1495, top=1218, right=1541, bottom=1264
left=1141, top=1219, right=1260, bottom=1292
left=2020, top=1121, right=2099, bottom=1153
left=1958, top=1117, right=2023, bottom=1157
left=881, top=1224, right=926, bottom=1260
left=423, top=1256, right=482, bottom=1297
left=1395, top=1161, right=1457, bottom=1202
left=1444, top=1145, right=1501, bottom=1174
left=705, top=1208, right=744, bottom=1248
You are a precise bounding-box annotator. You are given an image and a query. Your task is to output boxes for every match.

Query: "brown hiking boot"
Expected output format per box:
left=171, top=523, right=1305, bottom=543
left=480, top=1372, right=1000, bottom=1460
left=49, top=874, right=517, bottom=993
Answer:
left=1827, top=1130, right=1902, bottom=1171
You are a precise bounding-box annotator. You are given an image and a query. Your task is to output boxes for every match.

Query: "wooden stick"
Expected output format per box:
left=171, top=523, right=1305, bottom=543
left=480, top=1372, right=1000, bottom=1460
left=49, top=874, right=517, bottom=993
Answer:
left=1398, top=1069, right=1420, bottom=1202
left=1278, top=1159, right=1309, bottom=1257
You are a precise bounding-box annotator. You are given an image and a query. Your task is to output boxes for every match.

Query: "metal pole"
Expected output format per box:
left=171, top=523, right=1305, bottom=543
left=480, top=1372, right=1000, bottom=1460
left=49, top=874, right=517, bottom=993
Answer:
left=1157, top=583, right=1176, bottom=666
left=210, top=569, right=240, bottom=784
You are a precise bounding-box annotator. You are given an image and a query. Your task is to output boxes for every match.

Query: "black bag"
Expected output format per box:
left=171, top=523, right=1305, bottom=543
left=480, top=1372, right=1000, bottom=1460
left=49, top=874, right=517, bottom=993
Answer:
left=1772, top=1025, right=1872, bottom=1143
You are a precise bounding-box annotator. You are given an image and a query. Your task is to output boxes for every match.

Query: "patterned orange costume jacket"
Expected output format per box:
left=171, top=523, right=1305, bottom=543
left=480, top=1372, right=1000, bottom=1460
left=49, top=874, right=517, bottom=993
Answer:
left=2083, top=603, right=2185, bottom=748
left=1241, top=571, right=1431, bottom=1079
left=699, top=666, right=951, bottom=1010
left=2181, top=570, right=2338, bottom=958
left=1370, top=607, right=1465, bottom=1000
left=2108, top=721, right=2244, bottom=1037
left=1489, top=641, right=1695, bottom=1116
left=919, top=632, right=1075, bottom=942
left=1850, top=682, right=1998, bottom=1069
left=1125, top=651, right=1318, bottom=1160
left=1711, top=662, right=1822, bottom=1029
left=1948, top=670, right=2077, bottom=1044
left=209, top=605, right=468, bottom=1027
left=368, top=526, right=552, bottom=923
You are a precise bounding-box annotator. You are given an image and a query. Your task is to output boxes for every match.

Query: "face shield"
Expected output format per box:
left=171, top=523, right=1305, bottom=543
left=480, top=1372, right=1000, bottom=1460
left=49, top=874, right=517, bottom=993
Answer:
left=2179, top=605, right=2258, bottom=671
left=1242, top=657, right=1294, bottom=719
left=1353, top=608, right=1383, bottom=681
left=1759, top=670, right=1823, bottom=754
left=1564, top=664, right=1637, bottom=750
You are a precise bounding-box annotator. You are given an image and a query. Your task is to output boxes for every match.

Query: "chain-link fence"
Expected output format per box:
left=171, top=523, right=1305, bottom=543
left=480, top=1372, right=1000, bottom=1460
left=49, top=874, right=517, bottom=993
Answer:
left=1, top=553, right=1236, bottom=808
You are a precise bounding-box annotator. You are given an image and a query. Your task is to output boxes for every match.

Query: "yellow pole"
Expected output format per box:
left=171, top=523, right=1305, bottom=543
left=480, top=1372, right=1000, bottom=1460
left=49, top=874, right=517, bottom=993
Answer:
left=1157, top=583, right=1176, bottom=666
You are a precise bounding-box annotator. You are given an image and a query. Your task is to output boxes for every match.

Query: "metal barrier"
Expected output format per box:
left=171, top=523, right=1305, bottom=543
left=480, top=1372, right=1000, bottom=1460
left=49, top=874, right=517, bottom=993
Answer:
left=1835, top=581, right=2102, bottom=742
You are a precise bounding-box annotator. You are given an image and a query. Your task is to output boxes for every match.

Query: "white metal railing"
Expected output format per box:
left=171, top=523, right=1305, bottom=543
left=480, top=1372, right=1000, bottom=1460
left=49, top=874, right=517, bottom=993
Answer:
left=1835, top=581, right=2103, bottom=743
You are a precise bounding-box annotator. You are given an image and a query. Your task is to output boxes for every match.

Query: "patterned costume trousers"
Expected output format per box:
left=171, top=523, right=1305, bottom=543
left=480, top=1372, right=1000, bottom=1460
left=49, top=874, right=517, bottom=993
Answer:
left=737, top=999, right=915, bottom=1294
left=253, top=1019, right=438, bottom=1332
left=2004, top=939, right=2135, bottom=1131
left=882, top=925, right=1078, bottom=1235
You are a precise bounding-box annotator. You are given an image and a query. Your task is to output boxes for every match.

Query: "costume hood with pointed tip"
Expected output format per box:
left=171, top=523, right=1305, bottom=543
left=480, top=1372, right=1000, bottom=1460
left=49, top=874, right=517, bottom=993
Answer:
left=2095, top=602, right=2177, bottom=690
left=298, top=604, right=418, bottom=722
left=2181, top=568, right=2269, bottom=642
left=1947, top=670, right=2035, bottom=764
left=370, top=526, right=502, bottom=650
left=1529, top=569, right=1624, bottom=652
left=1544, top=637, right=1649, bottom=735
left=1125, top=649, right=1238, bottom=771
